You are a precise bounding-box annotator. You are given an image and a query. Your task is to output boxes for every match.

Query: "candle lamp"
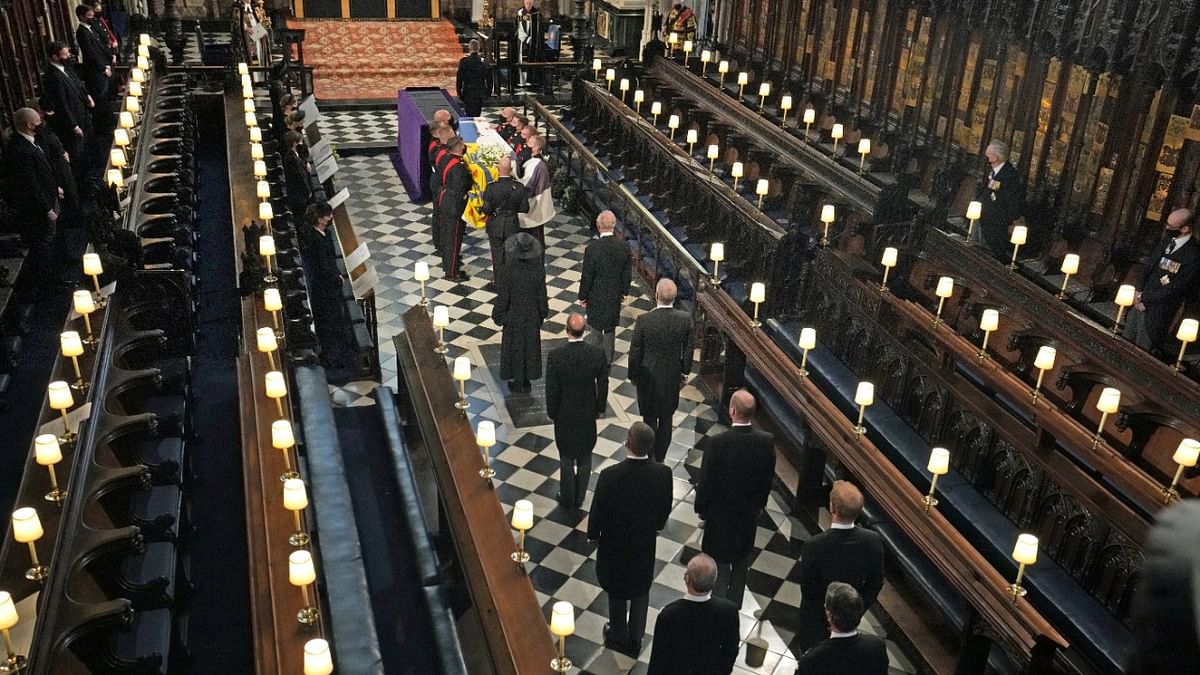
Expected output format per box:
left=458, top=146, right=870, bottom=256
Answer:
left=243, top=98, right=256, bottom=114
left=1112, top=284, right=1136, bottom=335
left=619, top=78, right=630, bottom=102
left=138, top=43, right=150, bottom=59
left=857, top=138, right=871, bottom=174
left=758, top=82, right=771, bottom=112
left=1092, top=387, right=1121, bottom=449
left=686, top=128, right=698, bottom=155
left=60, top=331, right=88, bottom=394
left=283, top=478, right=311, bottom=546
left=1031, top=346, right=1056, bottom=402
left=113, top=128, right=130, bottom=148
left=633, top=89, right=644, bottom=114
left=477, top=421, right=497, bottom=485
left=924, top=447, right=950, bottom=511
left=258, top=201, right=273, bottom=233
left=250, top=126, right=262, bottom=144
left=1054, top=253, right=1080, bottom=299
left=128, top=81, right=143, bottom=98
left=259, top=234, right=277, bottom=283
left=110, top=147, right=127, bottom=173
left=1009, top=225, right=1027, bottom=271
left=238, top=62, right=249, bottom=76
left=819, top=204, right=835, bottom=247
left=709, top=242, right=724, bottom=282
left=124, top=95, right=140, bottom=116
left=242, top=84, right=254, bottom=100
left=651, top=101, right=662, bottom=126
left=12, top=507, right=49, bottom=582
left=798, top=327, right=816, bottom=378
left=830, top=123, right=844, bottom=155
left=107, top=168, right=125, bottom=195
left=749, top=282, right=766, bottom=329
left=250, top=141, right=264, bottom=160
left=682, top=40, right=694, bottom=63
left=245, top=111, right=257, bottom=128
left=273, top=419, right=300, bottom=482
left=1009, top=534, right=1038, bottom=601
left=605, top=68, right=615, bottom=92
left=780, top=95, right=793, bottom=127
left=718, top=60, right=729, bottom=88
left=266, top=370, right=288, bottom=418
left=961, top=201, right=982, bottom=242
left=48, top=381, right=76, bottom=446
left=668, top=32, right=679, bottom=56
left=755, top=178, right=769, bottom=209
left=264, top=287, right=284, bottom=340
left=549, top=601, right=575, bottom=673
left=257, top=326, right=278, bottom=370
left=288, top=550, right=320, bottom=625
left=933, top=276, right=954, bottom=327
left=452, top=357, right=471, bottom=410
left=978, top=309, right=999, bottom=361
left=432, top=305, right=450, bottom=355
left=737, top=72, right=749, bottom=99
left=700, top=49, right=712, bottom=75
left=592, top=58, right=601, bottom=79
left=140, top=33, right=151, bottom=47
left=72, top=290, right=97, bottom=348
left=1163, top=438, right=1199, bottom=502
left=414, top=261, right=430, bottom=309
left=131, top=66, right=145, bottom=83
left=240, top=73, right=252, bottom=91
left=83, top=252, right=106, bottom=307
left=707, top=144, right=720, bottom=171
left=853, top=382, right=874, bottom=437
left=304, top=639, right=333, bottom=675
left=803, top=108, right=816, bottom=140
left=1173, top=318, right=1197, bottom=374
left=731, top=161, right=743, bottom=191
left=253, top=159, right=267, bottom=179
left=0, top=591, right=28, bottom=672
left=257, top=179, right=271, bottom=202
left=137, top=55, right=149, bottom=71
left=35, top=434, right=67, bottom=503
left=668, top=114, right=680, bottom=140
left=880, top=247, right=898, bottom=292
left=510, top=499, right=533, bottom=568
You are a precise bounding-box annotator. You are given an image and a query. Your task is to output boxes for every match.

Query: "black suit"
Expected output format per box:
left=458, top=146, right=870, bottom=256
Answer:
left=438, top=155, right=471, bottom=277
left=646, top=596, right=739, bottom=675
left=629, top=306, right=694, bottom=461
left=481, top=175, right=528, bottom=283
left=588, top=456, right=672, bottom=648
left=299, top=226, right=346, bottom=356
left=283, top=148, right=312, bottom=216
left=455, top=53, right=492, bottom=117
left=975, top=162, right=1023, bottom=258
left=42, top=64, right=91, bottom=185
left=1136, top=235, right=1200, bottom=354
left=579, top=234, right=632, bottom=361
left=76, top=22, right=111, bottom=107
left=796, top=527, right=885, bottom=650
left=695, top=424, right=775, bottom=608
left=545, top=340, right=609, bottom=506
left=4, top=133, right=60, bottom=278
left=795, top=634, right=888, bottom=675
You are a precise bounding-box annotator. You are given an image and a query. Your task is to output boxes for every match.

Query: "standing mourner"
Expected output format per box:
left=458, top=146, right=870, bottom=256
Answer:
left=515, top=0, right=540, bottom=86
left=492, top=232, right=548, bottom=393
left=42, top=41, right=93, bottom=189
left=456, top=39, right=492, bottom=117
left=578, top=210, right=631, bottom=362
left=628, top=278, right=694, bottom=462
left=299, top=202, right=347, bottom=365
left=974, top=140, right=1024, bottom=259
left=480, top=156, right=528, bottom=289
left=545, top=313, right=609, bottom=508
left=518, top=135, right=555, bottom=247
left=438, top=136, right=471, bottom=281
left=1126, top=208, right=1200, bottom=357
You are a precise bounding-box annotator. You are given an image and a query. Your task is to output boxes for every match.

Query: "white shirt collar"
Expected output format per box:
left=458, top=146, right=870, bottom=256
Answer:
left=655, top=304, right=674, bottom=310
left=627, top=454, right=650, bottom=460
left=683, top=592, right=712, bottom=602
left=990, top=161, right=1006, bottom=175
left=568, top=337, right=585, bottom=342
left=731, top=422, right=752, bottom=427
left=52, top=62, right=66, bottom=74
left=18, top=131, right=36, bottom=145
left=830, top=522, right=855, bottom=530
left=1172, top=233, right=1191, bottom=249
left=599, top=232, right=614, bottom=238
left=830, top=630, right=858, bottom=639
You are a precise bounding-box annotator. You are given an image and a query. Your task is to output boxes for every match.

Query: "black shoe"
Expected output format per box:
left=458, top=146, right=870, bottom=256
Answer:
left=554, top=492, right=573, bottom=509
left=484, top=282, right=497, bottom=292
left=602, top=623, right=625, bottom=651
left=453, top=271, right=470, bottom=282
left=517, top=379, right=532, bottom=393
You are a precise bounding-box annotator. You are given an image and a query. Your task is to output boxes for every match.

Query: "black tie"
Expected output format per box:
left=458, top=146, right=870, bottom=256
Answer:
left=1166, top=240, right=1177, bottom=255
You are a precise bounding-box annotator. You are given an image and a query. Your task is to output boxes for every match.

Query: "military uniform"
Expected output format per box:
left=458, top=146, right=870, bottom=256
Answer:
left=438, top=154, right=472, bottom=279
left=481, top=174, right=529, bottom=284
left=428, top=138, right=448, bottom=254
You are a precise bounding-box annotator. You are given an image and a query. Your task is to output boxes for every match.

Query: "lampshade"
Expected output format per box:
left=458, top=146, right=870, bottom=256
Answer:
left=707, top=144, right=719, bottom=160
left=1096, top=387, right=1121, bottom=414
left=858, top=138, right=871, bottom=155
left=139, top=33, right=151, bottom=47
left=113, top=128, right=130, bottom=147
left=855, top=382, right=875, bottom=406
left=433, top=305, right=450, bottom=328
left=257, top=180, right=271, bottom=200
left=257, top=327, right=277, bottom=353
left=1012, top=533, right=1039, bottom=565
left=237, top=62, right=249, bottom=76
left=650, top=102, right=662, bottom=116
left=242, top=84, right=254, bottom=100
left=605, top=68, right=615, bottom=82
left=249, top=126, right=263, bottom=143
left=633, top=90, right=644, bottom=103
left=820, top=204, right=836, bottom=223
left=263, top=287, right=283, bottom=312
left=107, top=169, right=124, bottom=188
left=82, top=253, right=104, bottom=277
left=265, top=371, right=288, bottom=400
left=749, top=282, right=766, bottom=304
left=259, top=235, right=276, bottom=257
left=1010, top=225, right=1028, bottom=245
left=731, top=162, right=743, bottom=178
left=683, top=40, right=693, bottom=53
left=271, top=419, right=295, bottom=449
left=881, top=247, right=898, bottom=268
left=737, top=72, right=749, bottom=86
left=304, top=639, right=333, bottom=675
left=137, top=44, right=150, bottom=59
left=758, top=82, right=771, bottom=97
left=60, top=331, right=84, bottom=358
left=928, top=447, right=950, bottom=475
left=980, top=309, right=999, bottom=332
left=619, top=78, right=629, bottom=92
left=48, top=381, right=74, bottom=410
left=686, top=129, right=698, bottom=145
left=667, top=115, right=680, bottom=129
left=414, top=261, right=430, bottom=281
left=798, top=327, right=816, bottom=350
left=119, top=111, right=135, bottom=129
left=1114, top=285, right=1136, bottom=307
left=258, top=202, right=273, bottom=223
left=34, top=434, right=63, bottom=466
left=476, top=421, right=496, bottom=448
left=1061, top=254, right=1080, bottom=275
left=289, top=550, right=316, bottom=586
left=0, top=591, right=17, bottom=631
left=240, top=73, right=252, bottom=90
left=245, top=112, right=258, bottom=128
left=137, top=55, right=149, bottom=70
left=283, top=478, right=308, bottom=511
left=709, top=243, right=724, bottom=262
left=1034, top=346, right=1057, bottom=371
left=1172, top=438, right=1200, bottom=467
left=803, top=108, right=816, bottom=124
left=701, top=49, right=712, bottom=62
left=780, top=95, right=793, bottom=111
left=253, top=160, right=267, bottom=178
left=592, top=58, right=601, bottom=71
left=718, top=60, right=729, bottom=74
left=452, top=356, right=471, bottom=381
left=511, top=499, right=534, bottom=531
left=935, top=276, right=954, bottom=298
left=128, top=81, right=143, bottom=97
left=250, top=142, right=264, bottom=160
left=755, top=179, right=769, bottom=197
left=72, top=290, right=95, bottom=315
left=12, top=507, right=43, bottom=543
left=125, top=96, right=139, bottom=114
left=1177, top=318, right=1198, bottom=342
left=831, top=124, right=844, bottom=140
left=550, top=601, right=575, bottom=637
left=668, top=32, right=678, bottom=44
left=109, top=148, right=127, bottom=168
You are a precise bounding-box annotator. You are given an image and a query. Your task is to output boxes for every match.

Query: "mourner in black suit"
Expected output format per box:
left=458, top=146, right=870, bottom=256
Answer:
left=455, top=40, right=492, bottom=117
left=579, top=210, right=632, bottom=362
left=481, top=156, right=528, bottom=288
left=438, top=136, right=472, bottom=281
left=74, top=5, right=112, bottom=117
left=35, top=101, right=77, bottom=219
left=974, top=140, right=1024, bottom=258
left=1129, top=208, right=1200, bottom=356
left=42, top=41, right=92, bottom=188
left=794, top=583, right=889, bottom=675
left=795, top=481, right=885, bottom=651
left=629, top=278, right=694, bottom=462
left=646, top=553, right=740, bottom=675
left=492, top=233, right=548, bottom=392
left=695, top=390, right=776, bottom=610
left=283, top=130, right=313, bottom=217
left=5, top=108, right=62, bottom=280
left=299, top=202, right=347, bottom=365
left=545, top=313, right=609, bottom=508
left=588, top=422, right=673, bottom=656
left=1130, top=500, right=1200, bottom=675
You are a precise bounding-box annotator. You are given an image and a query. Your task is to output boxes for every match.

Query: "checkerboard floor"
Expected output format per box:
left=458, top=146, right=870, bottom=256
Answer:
left=320, top=109, right=397, bottom=146
left=322, top=109, right=922, bottom=673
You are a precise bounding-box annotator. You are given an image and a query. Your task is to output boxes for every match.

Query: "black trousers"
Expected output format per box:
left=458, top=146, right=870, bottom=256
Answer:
left=487, top=234, right=506, bottom=283
left=642, top=409, right=674, bottom=462
left=607, top=593, right=649, bottom=649
left=439, top=213, right=465, bottom=276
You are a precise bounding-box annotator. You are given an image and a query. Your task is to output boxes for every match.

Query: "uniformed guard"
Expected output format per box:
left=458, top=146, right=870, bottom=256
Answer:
left=438, top=136, right=472, bottom=281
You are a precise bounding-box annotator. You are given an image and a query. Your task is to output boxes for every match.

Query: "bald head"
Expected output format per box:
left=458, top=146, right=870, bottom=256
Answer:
left=684, top=553, right=718, bottom=595
left=566, top=312, right=587, bottom=338
left=433, top=109, right=452, bottom=126
left=729, top=390, right=756, bottom=423
left=655, top=278, right=678, bottom=306
left=829, top=480, right=864, bottom=523
left=1166, top=208, right=1194, bottom=234
left=498, top=156, right=512, bottom=176
left=434, top=124, right=455, bottom=142
left=501, top=106, right=515, bottom=121
left=13, top=107, right=39, bottom=133
left=596, top=210, right=616, bottom=232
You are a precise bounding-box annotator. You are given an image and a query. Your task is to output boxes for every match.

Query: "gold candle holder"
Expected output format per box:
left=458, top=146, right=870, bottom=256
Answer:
left=965, top=201, right=981, bottom=241
left=1009, top=534, right=1038, bottom=602
left=414, top=261, right=430, bottom=310
left=1112, top=285, right=1136, bottom=335
left=1058, top=254, right=1079, bottom=299
left=273, top=419, right=300, bottom=482
left=1173, top=318, right=1197, bottom=374
left=82, top=253, right=107, bottom=308
left=510, top=499, right=533, bottom=569
left=978, top=309, right=999, bottom=361
left=820, top=204, right=835, bottom=247
left=1009, top=225, right=1027, bottom=271
left=452, top=357, right=471, bottom=411
left=0, top=591, right=28, bottom=672
left=749, top=283, right=765, bottom=329
left=477, top=421, right=497, bottom=486
left=933, top=277, right=954, bottom=327
left=549, top=601, right=575, bottom=672
left=34, top=434, right=67, bottom=503
left=47, top=381, right=76, bottom=447
left=289, top=550, right=320, bottom=625
left=880, top=247, right=897, bottom=293
left=283, top=478, right=311, bottom=547
left=433, top=306, right=450, bottom=355
left=73, top=290, right=97, bottom=349
left=1092, top=387, right=1121, bottom=448
left=12, top=508, right=49, bottom=582
left=853, top=382, right=873, bottom=436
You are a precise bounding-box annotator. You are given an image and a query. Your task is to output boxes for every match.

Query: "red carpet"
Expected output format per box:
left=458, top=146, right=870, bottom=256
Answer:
left=287, top=19, right=462, bottom=100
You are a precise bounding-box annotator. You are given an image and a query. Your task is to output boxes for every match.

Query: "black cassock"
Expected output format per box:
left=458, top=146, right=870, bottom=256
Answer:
left=493, top=233, right=548, bottom=382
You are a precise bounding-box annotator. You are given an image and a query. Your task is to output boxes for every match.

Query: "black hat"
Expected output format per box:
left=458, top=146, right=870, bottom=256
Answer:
left=507, top=232, right=542, bottom=260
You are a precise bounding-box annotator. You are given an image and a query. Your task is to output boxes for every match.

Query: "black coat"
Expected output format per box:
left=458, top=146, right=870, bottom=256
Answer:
left=439, top=155, right=472, bottom=225
left=481, top=175, right=528, bottom=240
left=646, top=596, right=740, bottom=675
left=41, top=65, right=90, bottom=142
left=796, top=527, right=885, bottom=649
left=695, top=425, right=775, bottom=562
left=587, top=457, right=672, bottom=599
left=3, top=134, right=58, bottom=227
left=300, top=226, right=342, bottom=302
left=455, top=53, right=492, bottom=104
left=975, top=162, right=1023, bottom=256
left=545, top=340, right=609, bottom=457
left=1139, top=235, right=1200, bottom=351
left=629, top=306, right=694, bottom=416
left=493, top=235, right=548, bottom=381
left=35, top=125, right=75, bottom=209
left=75, top=23, right=110, bottom=97
left=795, top=634, right=889, bottom=675
left=283, top=148, right=312, bottom=213
left=579, top=234, right=632, bottom=331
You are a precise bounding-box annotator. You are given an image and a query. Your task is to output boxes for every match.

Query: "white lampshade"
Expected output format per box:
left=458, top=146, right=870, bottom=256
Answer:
left=820, top=204, right=836, bottom=223
left=82, top=253, right=103, bottom=276
left=855, top=382, right=875, bottom=406
left=249, top=126, right=263, bottom=143
left=137, top=44, right=150, bottom=59
left=701, top=49, right=712, bottom=63
left=263, top=287, right=283, bottom=312
left=650, top=101, right=662, bottom=116
left=60, top=331, right=84, bottom=358
left=452, top=356, right=471, bottom=381
left=240, top=73, right=252, bottom=90
left=432, top=305, right=450, bottom=328
left=113, top=128, right=130, bottom=147
left=780, top=95, right=793, bottom=111
left=242, top=84, right=254, bottom=100
left=283, top=478, right=308, bottom=512
left=119, top=111, right=135, bottom=129
left=288, top=550, right=316, bottom=586
left=257, top=180, right=271, bottom=200
left=245, top=112, right=258, bottom=128
left=128, top=81, right=143, bottom=97
left=737, top=72, right=749, bottom=86
left=0, top=592, right=17, bottom=631
left=137, top=55, right=149, bottom=70
left=35, top=434, right=63, bottom=466
left=1114, top=285, right=1136, bottom=307
left=633, top=90, right=644, bottom=103
left=550, top=601, right=575, bottom=637
left=109, top=148, right=127, bottom=168
left=1010, top=225, right=1027, bottom=245
left=881, top=247, right=898, bottom=268
left=237, top=62, right=249, bottom=76
left=259, top=235, right=276, bottom=257
left=253, top=160, right=267, bottom=178
left=619, top=78, right=629, bottom=92
left=258, top=202, right=273, bottom=222
left=605, top=68, right=615, bottom=82
left=304, top=639, right=333, bottom=675
left=592, top=58, right=601, bottom=71
left=107, top=169, right=124, bottom=188
left=980, top=309, right=999, bottom=332
left=668, top=32, right=678, bottom=44
left=718, top=60, right=729, bottom=74
left=12, top=507, right=43, bottom=543
left=709, top=243, right=725, bottom=262
left=1061, top=254, right=1080, bottom=275
left=858, top=138, right=871, bottom=155
left=1012, top=533, right=1039, bottom=565
left=265, top=371, right=288, bottom=400
left=250, top=142, right=264, bottom=160
left=749, top=282, right=766, bottom=304
left=758, top=82, right=770, bottom=97
left=928, top=447, right=950, bottom=475
left=139, top=33, right=151, bottom=47
left=414, top=261, right=430, bottom=281
left=965, top=200, right=982, bottom=221
left=48, top=381, right=74, bottom=410
left=755, top=179, right=769, bottom=197
left=124, top=96, right=140, bottom=114
left=707, top=144, right=719, bottom=160
left=686, top=128, right=698, bottom=145
left=668, top=115, right=680, bottom=129
left=831, top=123, right=844, bottom=140
left=257, top=327, right=277, bottom=353
left=1174, top=439, right=1200, bottom=467
left=1176, top=318, right=1198, bottom=343
left=1096, top=387, right=1121, bottom=414
left=72, top=290, right=95, bottom=315
left=1034, top=346, right=1057, bottom=371
left=476, top=421, right=496, bottom=448
left=798, top=327, right=816, bottom=351
left=803, top=108, right=816, bottom=124
left=511, top=499, right=534, bottom=531
left=935, top=276, right=954, bottom=298
left=271, top=419, right=295, bottom=450
left=731, top=162, right=744, bottom=178
left=683, top=40, right=693, bottom=53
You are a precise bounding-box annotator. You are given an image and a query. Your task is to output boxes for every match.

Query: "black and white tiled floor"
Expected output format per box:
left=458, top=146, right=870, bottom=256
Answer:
left=320, top=109, right=921, bottom=673
left=320, top=109, right=397, bottom=146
